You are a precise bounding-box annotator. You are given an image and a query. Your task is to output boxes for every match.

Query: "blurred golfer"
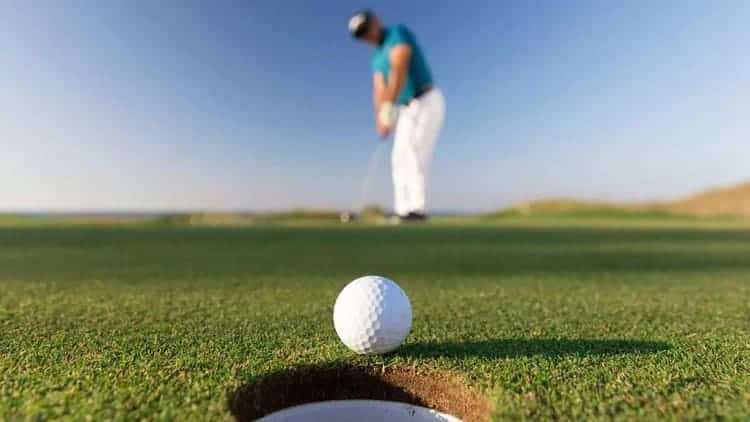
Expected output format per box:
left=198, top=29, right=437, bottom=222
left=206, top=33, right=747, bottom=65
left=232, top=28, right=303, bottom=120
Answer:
left=349, top=10, right=445, bottom=222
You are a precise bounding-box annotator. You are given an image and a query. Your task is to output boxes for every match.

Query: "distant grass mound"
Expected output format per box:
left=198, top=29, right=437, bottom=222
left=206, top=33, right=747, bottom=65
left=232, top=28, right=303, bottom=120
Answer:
left=488, top=181, right=750, bottom=221
left=667, top=182, right=750, bottom=217
left=484, top=199, right=679, bottom=220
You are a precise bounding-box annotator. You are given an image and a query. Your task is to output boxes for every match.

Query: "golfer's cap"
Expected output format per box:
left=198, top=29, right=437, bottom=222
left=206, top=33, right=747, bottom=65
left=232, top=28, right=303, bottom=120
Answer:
left=349, top=10, right=374, bottom=38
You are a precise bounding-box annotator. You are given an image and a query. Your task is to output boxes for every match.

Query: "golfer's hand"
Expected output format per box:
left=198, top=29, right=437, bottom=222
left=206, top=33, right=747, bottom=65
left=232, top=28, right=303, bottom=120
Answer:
left=376, top=101, right=397, bottom=139
left=376, top=121, right=391, bottom=138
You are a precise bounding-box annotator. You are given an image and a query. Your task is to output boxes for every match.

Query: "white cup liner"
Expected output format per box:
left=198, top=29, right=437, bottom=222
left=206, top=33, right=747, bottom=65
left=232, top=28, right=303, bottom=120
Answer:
left=257, top=399, right=462, bottom=422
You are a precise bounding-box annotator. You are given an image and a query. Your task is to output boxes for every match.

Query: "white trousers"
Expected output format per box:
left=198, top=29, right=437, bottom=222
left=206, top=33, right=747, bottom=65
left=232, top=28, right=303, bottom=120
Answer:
left=392, top=88, right=445, bottom=216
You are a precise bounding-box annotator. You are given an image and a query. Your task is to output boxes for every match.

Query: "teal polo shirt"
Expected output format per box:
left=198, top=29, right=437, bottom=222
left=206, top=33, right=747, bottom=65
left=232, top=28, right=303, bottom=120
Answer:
left=372, top=25, right=434, bottom=105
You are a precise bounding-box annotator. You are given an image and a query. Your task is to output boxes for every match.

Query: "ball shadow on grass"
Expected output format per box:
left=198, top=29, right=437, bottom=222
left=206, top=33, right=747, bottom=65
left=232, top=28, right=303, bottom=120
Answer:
left=397, top=338, right=671, bottom=359
left=227, top=364, right=490, bottom=421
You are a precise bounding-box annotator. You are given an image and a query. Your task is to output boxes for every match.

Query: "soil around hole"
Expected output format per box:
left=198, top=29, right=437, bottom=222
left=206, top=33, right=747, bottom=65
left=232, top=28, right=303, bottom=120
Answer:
left=227, top=364, right=490, bottom=421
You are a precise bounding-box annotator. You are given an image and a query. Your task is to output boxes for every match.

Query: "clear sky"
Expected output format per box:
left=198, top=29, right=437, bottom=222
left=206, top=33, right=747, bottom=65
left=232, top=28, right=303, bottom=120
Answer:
left=3, top=0, right=749, bottom=212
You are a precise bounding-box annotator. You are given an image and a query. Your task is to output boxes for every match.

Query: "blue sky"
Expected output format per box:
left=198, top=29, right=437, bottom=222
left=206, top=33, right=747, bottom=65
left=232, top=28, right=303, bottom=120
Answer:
left=2, top=0, right=748, bottom=212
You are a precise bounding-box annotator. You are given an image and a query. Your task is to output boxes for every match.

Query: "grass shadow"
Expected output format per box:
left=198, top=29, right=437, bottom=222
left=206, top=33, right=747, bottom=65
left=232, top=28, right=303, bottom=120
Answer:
left=398, top=338, right=671, bottom=359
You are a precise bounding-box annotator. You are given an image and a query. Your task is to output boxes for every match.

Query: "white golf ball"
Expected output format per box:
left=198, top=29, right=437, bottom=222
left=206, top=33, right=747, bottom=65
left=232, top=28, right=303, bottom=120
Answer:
left=333, top=275, right=412, bottom=354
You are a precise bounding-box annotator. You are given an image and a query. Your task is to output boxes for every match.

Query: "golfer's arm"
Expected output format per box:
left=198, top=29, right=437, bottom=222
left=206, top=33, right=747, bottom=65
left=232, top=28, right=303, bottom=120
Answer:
left=373, top=72, right=386, bottom=114
left=382, top=44, right=411, bottom=104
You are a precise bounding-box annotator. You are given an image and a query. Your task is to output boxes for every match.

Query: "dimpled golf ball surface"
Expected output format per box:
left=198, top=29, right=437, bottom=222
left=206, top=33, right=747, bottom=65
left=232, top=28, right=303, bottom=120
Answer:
left=333, top=276, right=412, bottom=354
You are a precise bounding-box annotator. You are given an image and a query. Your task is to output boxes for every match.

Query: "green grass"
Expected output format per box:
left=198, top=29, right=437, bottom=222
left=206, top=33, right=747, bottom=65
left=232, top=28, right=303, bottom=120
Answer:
left=477, top=199, right=750, bottom=225
left=0, top=215, right=48, bottom=227
left=1, top=223, right=749, bottom=420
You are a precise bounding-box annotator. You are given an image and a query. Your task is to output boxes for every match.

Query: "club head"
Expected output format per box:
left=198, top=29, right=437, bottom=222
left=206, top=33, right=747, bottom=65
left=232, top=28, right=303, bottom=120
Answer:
left=339, top=211, right=357, bottom=223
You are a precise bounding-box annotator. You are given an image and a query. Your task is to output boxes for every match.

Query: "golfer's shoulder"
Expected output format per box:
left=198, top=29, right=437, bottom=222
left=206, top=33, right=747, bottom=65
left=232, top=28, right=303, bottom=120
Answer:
left=387, top=24, right=415, bottom=45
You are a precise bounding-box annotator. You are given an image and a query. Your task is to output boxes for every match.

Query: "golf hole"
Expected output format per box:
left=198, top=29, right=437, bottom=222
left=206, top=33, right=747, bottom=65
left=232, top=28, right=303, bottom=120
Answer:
left=227, top=365, right=489, bottom=421
left=255, top=400, right=460, bottom=422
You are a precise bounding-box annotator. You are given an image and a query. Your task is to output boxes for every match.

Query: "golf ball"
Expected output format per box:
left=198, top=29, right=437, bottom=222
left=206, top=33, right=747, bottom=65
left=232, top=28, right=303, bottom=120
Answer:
left=333, top=275, right=412, bottom=354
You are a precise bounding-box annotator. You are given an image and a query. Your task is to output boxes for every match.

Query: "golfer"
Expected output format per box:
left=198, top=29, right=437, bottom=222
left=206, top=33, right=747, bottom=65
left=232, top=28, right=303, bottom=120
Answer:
left=349, top=10, right=445, bottom=222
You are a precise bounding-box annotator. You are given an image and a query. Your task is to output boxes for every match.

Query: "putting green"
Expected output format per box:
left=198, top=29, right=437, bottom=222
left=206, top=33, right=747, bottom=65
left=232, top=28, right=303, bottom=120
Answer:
left=0, top=223, right=748, bottom=420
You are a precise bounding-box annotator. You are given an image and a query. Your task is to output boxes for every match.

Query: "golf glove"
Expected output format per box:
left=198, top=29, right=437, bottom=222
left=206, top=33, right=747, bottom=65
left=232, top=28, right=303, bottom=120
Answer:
left=378, top=101, right=398, bottom=129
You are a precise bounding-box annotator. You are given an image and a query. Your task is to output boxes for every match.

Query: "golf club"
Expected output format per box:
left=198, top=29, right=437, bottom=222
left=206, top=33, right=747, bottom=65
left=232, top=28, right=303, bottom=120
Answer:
left=341, top=141, right=385, bottom=223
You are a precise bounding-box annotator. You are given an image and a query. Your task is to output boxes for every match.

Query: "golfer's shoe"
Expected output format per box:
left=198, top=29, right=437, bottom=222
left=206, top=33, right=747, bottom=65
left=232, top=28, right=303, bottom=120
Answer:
left=391, top=212, right=427, bottom=224
left=404, top=212, right=427, bottom=222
